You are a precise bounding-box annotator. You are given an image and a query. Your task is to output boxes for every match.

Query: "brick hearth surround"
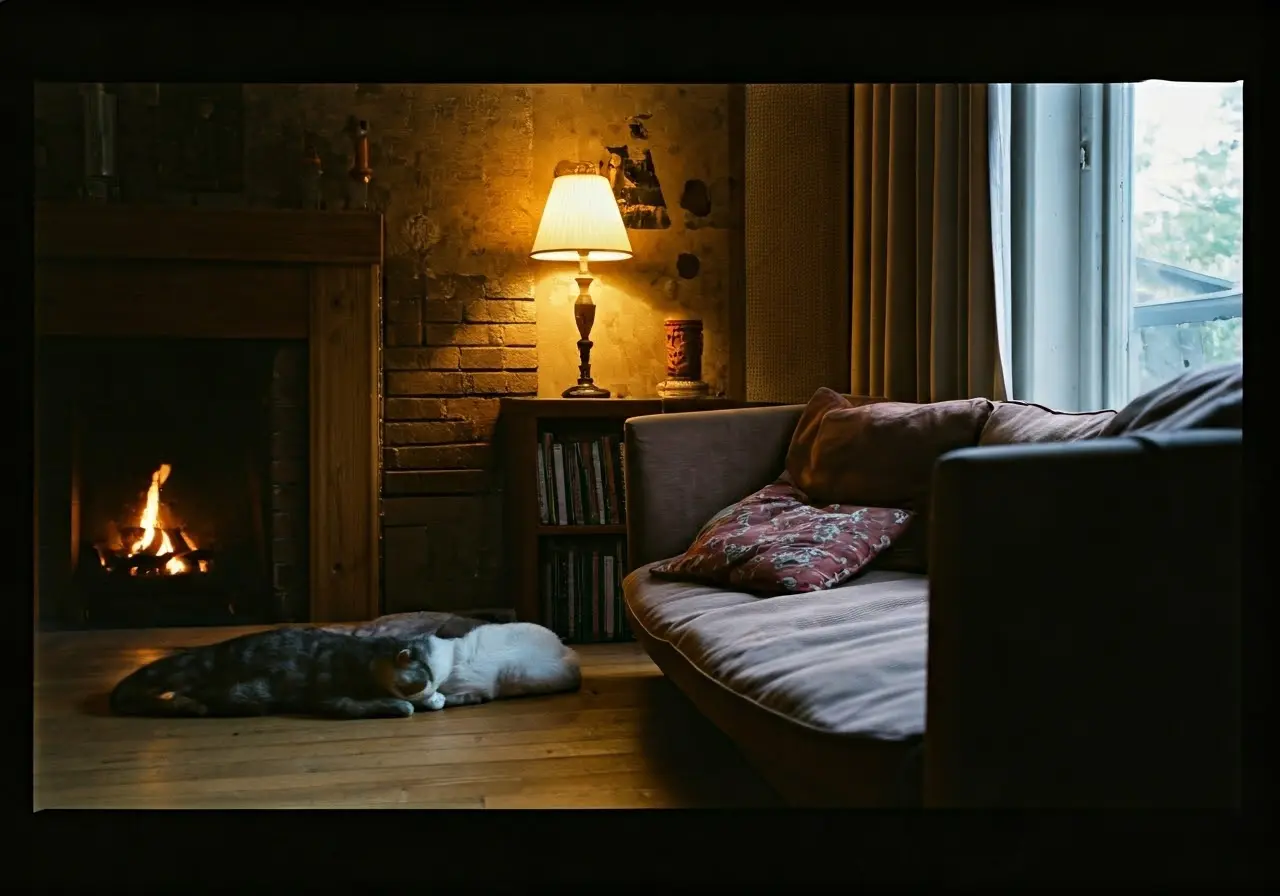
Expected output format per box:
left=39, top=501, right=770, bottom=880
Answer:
left=380, top=277, right=537, bottom=613
left=269, top=344, right=309, bottom=622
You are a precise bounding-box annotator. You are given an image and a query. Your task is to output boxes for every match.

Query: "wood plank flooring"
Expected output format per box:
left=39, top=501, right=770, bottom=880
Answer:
left=33, top=625, right=781, bottom=809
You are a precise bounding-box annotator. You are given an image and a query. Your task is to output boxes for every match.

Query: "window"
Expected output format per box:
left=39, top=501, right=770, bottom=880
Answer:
left=1006, top=81, right=1243, bottom=411
left=1126, top=81, right=1243, bottom=399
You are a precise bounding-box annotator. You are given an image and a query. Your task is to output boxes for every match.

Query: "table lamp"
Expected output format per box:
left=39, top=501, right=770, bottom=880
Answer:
left=531, top=162, right=633, bottom=398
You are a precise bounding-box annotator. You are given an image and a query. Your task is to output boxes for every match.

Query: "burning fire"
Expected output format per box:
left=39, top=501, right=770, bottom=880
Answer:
left=104, top=463, right=209, bottom=576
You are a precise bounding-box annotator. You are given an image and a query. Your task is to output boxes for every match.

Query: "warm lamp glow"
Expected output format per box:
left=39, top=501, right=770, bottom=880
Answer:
left=530, top=174, right=633, bottom=262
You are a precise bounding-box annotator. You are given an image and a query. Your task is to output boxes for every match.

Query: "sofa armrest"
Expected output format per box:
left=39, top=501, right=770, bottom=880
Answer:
left=924, top=430, right=1241, bottom=807
left=624, top=404, right=804, bottom=569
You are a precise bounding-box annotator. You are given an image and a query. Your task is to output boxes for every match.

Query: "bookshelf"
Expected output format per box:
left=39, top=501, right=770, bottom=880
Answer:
left=500, top=397, right=769, bottom=643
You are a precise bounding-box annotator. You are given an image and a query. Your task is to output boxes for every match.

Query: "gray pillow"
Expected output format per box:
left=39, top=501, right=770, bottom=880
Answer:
left=1101, top=363, right=1242, bottom=436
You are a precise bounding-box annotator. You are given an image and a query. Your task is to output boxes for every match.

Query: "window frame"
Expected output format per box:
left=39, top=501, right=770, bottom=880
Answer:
left=1011, top=82, right=1243, bottom=411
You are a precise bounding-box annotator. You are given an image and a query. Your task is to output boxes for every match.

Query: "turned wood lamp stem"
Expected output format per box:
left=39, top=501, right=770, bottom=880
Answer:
left=565, top=251, right=610, bottom=398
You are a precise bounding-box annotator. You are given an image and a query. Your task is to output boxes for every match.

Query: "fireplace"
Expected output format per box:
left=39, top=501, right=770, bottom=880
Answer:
left=34, top=203, right=383, bottom=627
left=37, top=336, right=309, bottom=628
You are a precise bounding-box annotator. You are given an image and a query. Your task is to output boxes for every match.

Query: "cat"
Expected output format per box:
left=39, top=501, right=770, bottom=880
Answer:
left=409, top=621, right=581, bottom=711
left=109, top=627, right=438, bottom=719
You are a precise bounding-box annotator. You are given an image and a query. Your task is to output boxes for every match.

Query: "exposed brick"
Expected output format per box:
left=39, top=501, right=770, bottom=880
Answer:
left=425, top=323, right=536, bottom=347
left=384, top=257, right=424, bottom=302
left=271, top=482, right=302, bottom=512
left=270, top=458, right=304, bottom=485
left=457, top=347, right=502, bottom=370
left=273, top=563, right=295, bottom=591
left=386, top=371, right=473, bottom=395
left=500, top=347, right=538, bottom=370
left=385, top=469, right=493, bottom=495
left=385, top=397, right=447, bottom=420
left=385, top=421, right=479, bottom=445
left=385, top=347, right=460, bottom=370
left=441, top=397, right=501, bottom=425
left=483, top=270, right=535, bottom=299
left=457, top=346, right=540, bottom=370
left=464, top=299, right=536, bottom=324
left=272, top=511, right=293, bottom=543
left=500, top=324, right=538, bottom=346
left=386, top=322, right=423, bottom=346
left=385, top=298, right=422, bottom=326
left=385, top=443, right=492, bottom=470
left=454, top=275, right=486, bottom=301
left=425, top=275, right=457, bottom=300
left=471, top=372, right=537, bottom=395
left=423, top=299, right=464, bottom=323
left=272, top=537, right=298, bottom=567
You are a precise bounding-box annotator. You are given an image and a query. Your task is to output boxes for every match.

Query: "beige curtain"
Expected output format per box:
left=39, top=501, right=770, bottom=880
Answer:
left=851, top=84, right=1004, bottom=402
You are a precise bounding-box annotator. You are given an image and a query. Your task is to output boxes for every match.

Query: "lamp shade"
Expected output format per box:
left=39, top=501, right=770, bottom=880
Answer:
left=530, top=174, right=633, bottom=263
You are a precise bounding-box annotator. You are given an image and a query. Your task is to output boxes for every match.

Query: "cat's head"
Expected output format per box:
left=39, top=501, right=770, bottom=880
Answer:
left=370, top=639, right=434, bottom=702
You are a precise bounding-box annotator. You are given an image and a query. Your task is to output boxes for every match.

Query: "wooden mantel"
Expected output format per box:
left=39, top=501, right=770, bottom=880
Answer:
left=35, top=202, right=384, bottom=624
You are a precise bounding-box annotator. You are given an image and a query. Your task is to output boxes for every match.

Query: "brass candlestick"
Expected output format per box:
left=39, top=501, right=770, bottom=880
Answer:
left=565, top=251, right=610, bottom=399
left=347, top=119, right=372, bottom=210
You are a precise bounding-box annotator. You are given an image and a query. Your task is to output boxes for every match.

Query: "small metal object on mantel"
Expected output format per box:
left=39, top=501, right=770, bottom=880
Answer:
left=347, top=118, right=373, bottom=210
left=657, top=319, right=710, bottom=398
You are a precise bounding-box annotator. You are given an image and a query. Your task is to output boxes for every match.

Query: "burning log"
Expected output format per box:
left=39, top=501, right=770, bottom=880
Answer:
left=93, top=531, right=213, bottom=577
left=91, top=465, right=214, bottom=577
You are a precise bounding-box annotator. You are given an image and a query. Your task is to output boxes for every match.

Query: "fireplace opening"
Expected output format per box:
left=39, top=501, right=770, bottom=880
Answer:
left=36, top=336, right=310, bottom=629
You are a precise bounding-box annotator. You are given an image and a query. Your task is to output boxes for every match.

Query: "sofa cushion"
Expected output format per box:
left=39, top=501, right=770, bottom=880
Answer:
left=1102, top=362, right=1243, bottom=436
left=979, top=400, right=1116, bottom=445
left=649, top=480, right=913, bottom=595
left=785, top=387, right=994, bottom=572
left=625, top=562, right=929, bottom=741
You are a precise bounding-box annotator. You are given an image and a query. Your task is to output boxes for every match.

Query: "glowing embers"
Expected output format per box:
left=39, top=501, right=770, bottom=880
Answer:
left=94, top=464, right=214, bottom=578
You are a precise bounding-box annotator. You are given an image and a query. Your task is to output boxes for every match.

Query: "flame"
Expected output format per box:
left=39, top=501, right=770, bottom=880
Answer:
left=131, top=463, right=172, bottom=555
left=109, top=463, right=208, bottom=576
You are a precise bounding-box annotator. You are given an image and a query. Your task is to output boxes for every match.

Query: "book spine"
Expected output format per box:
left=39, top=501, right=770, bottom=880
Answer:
left=551, top=441, right=569, bottom=526
left=535, top=443, right=550, bottom=525
left=591, top=548, right=601, bottom=641
left=576, top=441, right=597, bottom=525
left=617, top=442, right=628, bottom=522
left=601, top=435, right=619, bottom=524
left=566, top=546, right=577, bottom=641
left=590, top=440, right=608, bottom=526
left=542, top=432, right=557, bottom=525
left=603, top=554, right=615, bottom=640
left=567, top=445, right=584, bottom=525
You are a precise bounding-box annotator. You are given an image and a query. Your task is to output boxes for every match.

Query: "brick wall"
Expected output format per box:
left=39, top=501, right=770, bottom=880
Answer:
left=34, top=82, right=740, bottom=618
left=268, top=343, right=309, bottom=622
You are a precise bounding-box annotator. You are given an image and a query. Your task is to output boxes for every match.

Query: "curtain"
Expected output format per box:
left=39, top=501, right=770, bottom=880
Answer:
left=988, top=84, right=1013, bottom=400
left=850, top=84, right=1006, bottom=402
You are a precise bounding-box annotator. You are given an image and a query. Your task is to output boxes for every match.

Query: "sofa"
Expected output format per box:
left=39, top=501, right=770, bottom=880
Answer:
left=620, top=364, right=1242, bottom=807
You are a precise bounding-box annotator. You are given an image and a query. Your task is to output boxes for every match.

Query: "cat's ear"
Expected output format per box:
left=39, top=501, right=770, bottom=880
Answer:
left=395, top=648, right=412, bottom=668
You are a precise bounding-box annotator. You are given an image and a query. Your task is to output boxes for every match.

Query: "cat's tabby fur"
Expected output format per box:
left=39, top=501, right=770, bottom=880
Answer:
left=109, top=628, right=436, bottom=719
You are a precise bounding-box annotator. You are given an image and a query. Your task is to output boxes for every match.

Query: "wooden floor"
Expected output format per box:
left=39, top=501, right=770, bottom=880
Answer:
left=34, top=625, right=781, bottom=809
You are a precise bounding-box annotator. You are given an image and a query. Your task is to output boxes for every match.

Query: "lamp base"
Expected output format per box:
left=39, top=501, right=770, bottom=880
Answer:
left=562, top=382, right=611, bottom=399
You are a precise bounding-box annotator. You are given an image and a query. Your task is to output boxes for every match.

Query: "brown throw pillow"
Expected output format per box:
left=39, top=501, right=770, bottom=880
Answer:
left=785, top=387, right=994, bottom=573
left=650, top=480, right=913, bottom=595
left=979, top=401, right=1116, bottom=445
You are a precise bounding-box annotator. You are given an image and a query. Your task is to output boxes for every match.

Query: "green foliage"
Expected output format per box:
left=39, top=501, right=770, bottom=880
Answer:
left=1132, top=83, right=1243, bottom=381
left=1134, top=83, right=1242, bottom=282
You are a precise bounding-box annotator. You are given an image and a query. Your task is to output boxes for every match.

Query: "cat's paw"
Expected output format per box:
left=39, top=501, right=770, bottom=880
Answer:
left=423, top=691, right=446, bottom=711
left=392, top=699, right=415, bottom=717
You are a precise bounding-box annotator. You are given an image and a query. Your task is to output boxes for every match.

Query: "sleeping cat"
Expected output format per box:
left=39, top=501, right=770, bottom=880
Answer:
left=109, top=628, right=437, bottom=719
left=410, top=621, right=581, bottom=711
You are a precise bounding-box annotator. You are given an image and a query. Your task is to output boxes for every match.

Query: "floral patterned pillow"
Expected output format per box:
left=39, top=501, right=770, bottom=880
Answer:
left=650, top=480, right=914, bottom=595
